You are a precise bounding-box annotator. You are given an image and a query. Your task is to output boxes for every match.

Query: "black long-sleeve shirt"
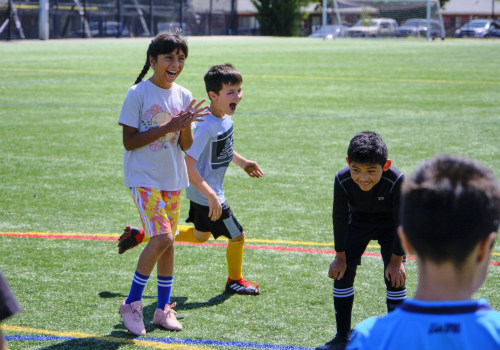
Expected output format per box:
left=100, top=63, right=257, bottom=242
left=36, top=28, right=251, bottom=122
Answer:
left=0, top=270, right=20, bottom=322
left=332, top=165, right=404, bottom=255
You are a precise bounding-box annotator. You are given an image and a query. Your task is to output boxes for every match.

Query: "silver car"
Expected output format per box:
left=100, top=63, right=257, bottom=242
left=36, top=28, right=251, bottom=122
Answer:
left=347, top=18, right=398, bottom=38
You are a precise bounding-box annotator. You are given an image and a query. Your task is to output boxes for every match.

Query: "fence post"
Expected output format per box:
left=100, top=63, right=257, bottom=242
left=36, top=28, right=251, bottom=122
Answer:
left=208, top=0, right=212, bottom=35
left=426, top=0, right=431, bottom=41
left=8, top=0, right=12, bottom=40
left=179, top=0, right=183, bottom=31
left=116, top=0, right=122, bottom=37
left=230, top=0, right=237, bottom=35
left=39, top=0, right=49, bottom=39
left=149, top=0, right=153, bottom=35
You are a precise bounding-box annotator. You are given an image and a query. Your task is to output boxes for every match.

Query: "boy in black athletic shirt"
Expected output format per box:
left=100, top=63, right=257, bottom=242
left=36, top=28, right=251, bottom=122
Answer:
left=316, top=131, right=407, bottom=350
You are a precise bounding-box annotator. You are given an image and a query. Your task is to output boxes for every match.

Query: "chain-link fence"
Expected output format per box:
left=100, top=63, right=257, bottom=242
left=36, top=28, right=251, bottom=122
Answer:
left=0, top=0, right=237, bottom=40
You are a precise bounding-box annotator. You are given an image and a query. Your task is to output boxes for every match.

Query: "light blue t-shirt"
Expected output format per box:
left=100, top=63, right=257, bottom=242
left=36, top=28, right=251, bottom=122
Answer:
left=185, top=113, right=234, bottom=206
left=347, top=298, right=500, bottom=350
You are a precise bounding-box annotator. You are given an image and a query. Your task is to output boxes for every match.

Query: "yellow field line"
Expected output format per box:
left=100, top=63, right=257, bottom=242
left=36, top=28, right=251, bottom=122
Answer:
left=0, top=67, right=498, bottom=86
left=2, top=324, right=214, bottom=350
left=0, top=4, right=99, bottom=10
left=242, top=73, right=500, bottom=86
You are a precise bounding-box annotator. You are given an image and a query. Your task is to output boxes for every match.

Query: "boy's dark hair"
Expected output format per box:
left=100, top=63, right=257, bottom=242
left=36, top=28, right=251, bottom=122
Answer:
left=204, top=63, right=242, bottom=97
left=135, top=30, right=188, bottom=85
left=401, top=155, right=500, bottom=267
left=347, top=131, right=388, bottom=166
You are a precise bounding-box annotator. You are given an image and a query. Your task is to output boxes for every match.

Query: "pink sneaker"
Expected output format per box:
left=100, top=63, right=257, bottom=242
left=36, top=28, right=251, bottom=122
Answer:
left=153, top=302, right=182, bottom=331
left=119, top=300, right=146, bottom=336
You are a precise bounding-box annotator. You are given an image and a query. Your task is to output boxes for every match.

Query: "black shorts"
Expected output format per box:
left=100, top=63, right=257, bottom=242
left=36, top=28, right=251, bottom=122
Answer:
left=346, top=224, right=398, bottom=267
left=186, top=201, right=243, bottom=239
left=334, top=224, right=406, bottom=291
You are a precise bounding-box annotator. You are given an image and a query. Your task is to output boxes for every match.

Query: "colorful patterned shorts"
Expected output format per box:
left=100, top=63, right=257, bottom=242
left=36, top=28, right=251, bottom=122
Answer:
left=130, top=187, right=182, bottom=238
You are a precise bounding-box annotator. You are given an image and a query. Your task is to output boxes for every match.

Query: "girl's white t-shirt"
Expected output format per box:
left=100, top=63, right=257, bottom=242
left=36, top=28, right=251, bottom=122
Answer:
left=118, top=79, right=192, bottom=191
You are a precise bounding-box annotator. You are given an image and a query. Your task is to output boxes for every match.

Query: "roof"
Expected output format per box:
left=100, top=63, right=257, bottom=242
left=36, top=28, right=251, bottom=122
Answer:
left=442, top=0, right=500, bottom=15
left=236, top=0, right=319, bottom=13
left=238, top=0, right=258, bottom=12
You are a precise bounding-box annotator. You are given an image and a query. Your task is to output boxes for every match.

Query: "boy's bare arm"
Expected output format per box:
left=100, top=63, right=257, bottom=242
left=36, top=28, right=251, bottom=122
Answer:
left=384, top=254, right=406, bottom=288
left=232, top=151, right=264, bottom=178
left=329, top=251, right=347, bottom=280
left=185, top=155, right=221, bottom=221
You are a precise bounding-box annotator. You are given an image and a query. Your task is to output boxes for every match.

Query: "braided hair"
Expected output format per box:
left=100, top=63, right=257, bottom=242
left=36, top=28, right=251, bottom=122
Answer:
left=134, top=30, right=188, bottom=85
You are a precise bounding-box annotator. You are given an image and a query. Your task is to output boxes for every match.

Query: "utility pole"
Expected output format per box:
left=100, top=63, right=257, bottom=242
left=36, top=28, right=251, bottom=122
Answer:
left=39, top=0, right=49, bottom=39
left=230, top=0, right=237, bottom=35
left=179, top=0, right=184, bottom=31
left=209, top=0, right=212, bottom=35
left=322, top=0, right=326, bottom=37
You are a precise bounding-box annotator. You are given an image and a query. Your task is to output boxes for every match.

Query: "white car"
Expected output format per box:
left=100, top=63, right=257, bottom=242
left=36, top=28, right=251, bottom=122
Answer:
left=309, top=25, right=349, bottom=39
left=347, top=18, right=398, bottom=38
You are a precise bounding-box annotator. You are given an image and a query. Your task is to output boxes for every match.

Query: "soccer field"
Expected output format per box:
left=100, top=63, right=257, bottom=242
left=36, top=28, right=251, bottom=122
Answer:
left=0, top=36, right=499, bottom=349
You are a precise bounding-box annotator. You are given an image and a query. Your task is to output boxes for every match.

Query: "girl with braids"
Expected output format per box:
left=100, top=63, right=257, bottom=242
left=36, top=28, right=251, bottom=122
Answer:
left=118, top=32, right=208, bottom=335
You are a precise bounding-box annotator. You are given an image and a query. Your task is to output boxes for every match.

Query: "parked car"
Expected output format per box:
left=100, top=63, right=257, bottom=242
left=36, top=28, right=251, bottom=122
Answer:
left=454, top=19, right=500, bottom=38
left=157, top=22, right=189, bottom=35
left=73, top=21, right=130, bottom=38
left=347, top=18, right=398, bottom=38
left=396, top=18, right=442, bottom=39
left=309, top=25, right=349, bottom=39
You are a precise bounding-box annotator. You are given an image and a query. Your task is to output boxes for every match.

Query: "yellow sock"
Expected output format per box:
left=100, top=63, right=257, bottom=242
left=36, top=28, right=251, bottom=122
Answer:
left=141, top=225, right=199, bottom=244
left=175, top=226, right=203, bottom=243
left=226, top=239, right=244, bottom=281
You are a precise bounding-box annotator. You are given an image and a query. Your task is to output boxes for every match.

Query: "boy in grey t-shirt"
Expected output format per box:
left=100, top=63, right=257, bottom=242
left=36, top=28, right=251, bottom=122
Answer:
left=185, top=63, right=263, bottom=295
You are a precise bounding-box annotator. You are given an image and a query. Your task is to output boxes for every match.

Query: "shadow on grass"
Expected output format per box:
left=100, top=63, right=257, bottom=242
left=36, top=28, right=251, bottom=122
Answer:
left=98, top=291, right=127, bottom=299
left=99, top=290, right=233, bottom=312
left=37, top=293, right=234, bottom=349
left=102, top=291, right=232, bottom=336
left=98, top=291, right=154, bottom=299
left=172, top=292, right=232, bottom=311
left=39, top=331, right=140, bottom=350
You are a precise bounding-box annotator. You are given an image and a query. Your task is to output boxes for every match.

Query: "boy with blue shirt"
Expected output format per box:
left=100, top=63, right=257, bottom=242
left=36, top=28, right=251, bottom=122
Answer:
left=347, top=155, right=500, bottom=350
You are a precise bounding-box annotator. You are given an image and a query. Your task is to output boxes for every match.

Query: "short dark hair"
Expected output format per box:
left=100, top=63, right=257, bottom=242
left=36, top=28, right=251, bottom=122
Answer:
left=401, top=155, right=500, bottom=267
left=204, top=63, right=242, bottom=97
left=347, top=131, right=388, bottom=166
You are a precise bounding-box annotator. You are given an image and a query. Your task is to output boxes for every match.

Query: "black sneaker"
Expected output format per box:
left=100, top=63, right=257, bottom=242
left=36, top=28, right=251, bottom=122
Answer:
left=315, top=333, right=350, bottom=350
left=118, top=226, right=144, bottom=254
left=225, top=278, right=260, bottom=295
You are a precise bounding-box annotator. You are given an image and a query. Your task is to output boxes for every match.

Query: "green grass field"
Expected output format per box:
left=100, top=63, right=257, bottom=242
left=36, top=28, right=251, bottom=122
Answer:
left=0, top=36, right=499, bottom=349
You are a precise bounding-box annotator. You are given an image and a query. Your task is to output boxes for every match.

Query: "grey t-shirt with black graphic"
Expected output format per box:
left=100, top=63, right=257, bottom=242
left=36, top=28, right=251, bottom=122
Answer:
left=185, top=112, right=234, bottom=206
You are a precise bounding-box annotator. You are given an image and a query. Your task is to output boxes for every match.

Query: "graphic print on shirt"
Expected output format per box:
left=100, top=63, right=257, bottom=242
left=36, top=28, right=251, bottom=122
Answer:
left=210, top=126, right=234, bottom=169
left=141, top=104, right=179, bottom=151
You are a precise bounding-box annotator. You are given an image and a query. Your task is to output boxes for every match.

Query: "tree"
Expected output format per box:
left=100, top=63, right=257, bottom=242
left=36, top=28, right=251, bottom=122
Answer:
left=440, top=0, right=451, bottom=8
left=251, top=0, right=311, bottom=36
